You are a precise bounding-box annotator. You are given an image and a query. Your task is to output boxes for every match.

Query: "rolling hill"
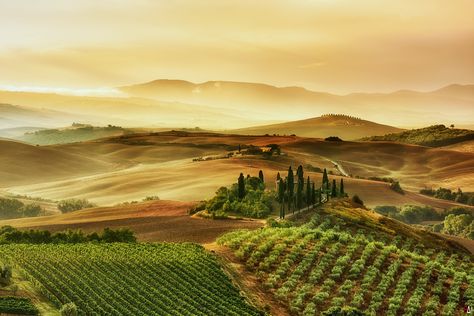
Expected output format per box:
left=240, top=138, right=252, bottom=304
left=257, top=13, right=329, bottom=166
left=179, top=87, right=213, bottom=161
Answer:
left=231, top=114, right=404, bottom=140
left=361, top=124, right=474, bottom=147
left=120, top=80, right=474, bottom=127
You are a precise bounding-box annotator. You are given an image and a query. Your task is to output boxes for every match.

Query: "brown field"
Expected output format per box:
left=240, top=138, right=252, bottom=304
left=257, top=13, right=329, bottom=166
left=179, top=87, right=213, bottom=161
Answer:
left=0, top=200, right=263, bottom=244
left=2, top=132, right=473, bottom=212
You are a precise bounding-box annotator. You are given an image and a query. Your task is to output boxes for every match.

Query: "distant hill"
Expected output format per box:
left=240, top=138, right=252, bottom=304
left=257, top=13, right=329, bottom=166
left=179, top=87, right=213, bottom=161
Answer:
left=120, top=80, right=474, bottom=127
left=230, top=114, right=404, bottom=140
left=17, top=124, right=130, bottom=145
left=361, top=125, right=474, bottom=147
left=0, top=126, right=45, bottom=139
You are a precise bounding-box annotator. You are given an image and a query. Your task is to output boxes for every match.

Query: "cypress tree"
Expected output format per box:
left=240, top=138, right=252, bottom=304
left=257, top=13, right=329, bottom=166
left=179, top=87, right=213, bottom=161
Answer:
left=322, top=168, right=329, bottom=186
left=276, top=172, right=281, bottom=181
left=340, top=178, right=345, bottom=196
left=238, top=173, right=246, bottom=199
left=296, top=175, right=303, bottom=211
left=278, top=179, right=286, bottom=219
left=311, top=182, right=316, bottom=205
left=318, top=188, right=322, bottom=203
left=306, top=176, right=311, bottom=206
left=331, top=179, right=337, bottom=197
left=287, top=167, right=294, bottom=212
left=259, top=170, right=264, bottom=183
left=297, top=165, right=304, bottom=182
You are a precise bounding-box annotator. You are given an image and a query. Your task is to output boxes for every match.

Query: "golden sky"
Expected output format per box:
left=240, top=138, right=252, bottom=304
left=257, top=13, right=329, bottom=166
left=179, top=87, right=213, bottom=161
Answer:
left=0, top=0, right=473, bottom=94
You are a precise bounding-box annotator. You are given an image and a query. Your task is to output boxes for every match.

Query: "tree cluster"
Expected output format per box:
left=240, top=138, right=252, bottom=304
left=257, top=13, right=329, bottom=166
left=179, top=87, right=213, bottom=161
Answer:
left=58, top=199, right=95, bottom=213
left=0, top=226, right=136, bottom=244
left=420, top=187, right=474, bottom=206
left=0, top=198, right=43, bottom=219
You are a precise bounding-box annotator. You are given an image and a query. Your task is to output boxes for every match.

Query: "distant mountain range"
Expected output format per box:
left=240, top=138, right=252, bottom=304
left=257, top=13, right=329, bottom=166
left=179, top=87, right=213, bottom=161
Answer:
left=120, top=80, right=474, bottom=127
left=231, top=114, right=404, bottom=140
left=1, top=80, right=473, bottom=131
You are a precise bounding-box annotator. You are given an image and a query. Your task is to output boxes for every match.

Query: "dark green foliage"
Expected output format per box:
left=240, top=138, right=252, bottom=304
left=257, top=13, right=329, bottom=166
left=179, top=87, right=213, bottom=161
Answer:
left=238, top=173, right=246, bottom=199
left=331, top=179, right=337, bottom=197
left=352, top=195, right=364, bottom=205
left=278, top=179, right=286, bottom=219
left=0, top=226, right=136, bottom=244
left=296, top=172, right=304, bottom=210
left=311, top=183, right=316, bottom=204
left=276, top=172, right=281, bottom=181
left=0, top=198, right=43, bottom=219
left=340, top=178, right=345, bottom=195
left=0, top=297, right=38, bottom=315
left=419, top=187, right=474, bottom=206
left=374, top=205, right=442, bottom=224
left=361, top=124, right=474, bottom=147
left=0, top=264, right=12, bottom=286
left=58, top=199, right=95, bottom=213
left=322, top=168, right=329, bottom=186
left=205, top=176, right=273, bottom=218
left=287, top=167, right=294, bottom=211
left=324, top=136, right=343, bottom=142
left=389, top=181, right=404, bottom=194
left=305, top=176, right=310, bottom=206
left=258, top=170, right=264, bottom=183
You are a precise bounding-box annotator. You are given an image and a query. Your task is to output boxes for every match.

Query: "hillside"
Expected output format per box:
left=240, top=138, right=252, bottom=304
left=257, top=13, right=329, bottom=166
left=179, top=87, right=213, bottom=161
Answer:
left=231, top=114, right=404, bottom=140
left=17, top=124, right=129, bottom=145
left=120, top=80, right=474, bottom=127
left=216, top=199, right=474, bottom=315
left=361, top=124, right=474, bottom=147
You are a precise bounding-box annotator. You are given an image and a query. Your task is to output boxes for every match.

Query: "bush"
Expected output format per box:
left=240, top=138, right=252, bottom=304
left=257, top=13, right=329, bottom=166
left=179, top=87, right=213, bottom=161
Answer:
left=22, top=204, right=42, bottom=217
left=58, top=199, right=95, bottom=213
left=60, top=303, right=78, bottom=316
left=0, top=198, right=44, bottom=219
left=0, top=264, right=12, bottom=286
left=389, top=181, right=404, bottom=194
left=352, top=195, right=364, bottom=206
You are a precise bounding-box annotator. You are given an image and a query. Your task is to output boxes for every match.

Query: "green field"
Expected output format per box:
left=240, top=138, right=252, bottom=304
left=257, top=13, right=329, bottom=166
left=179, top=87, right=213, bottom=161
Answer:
left=218, top=211, right=474, bottom=316
left=0, top=243, right=261, bottom=316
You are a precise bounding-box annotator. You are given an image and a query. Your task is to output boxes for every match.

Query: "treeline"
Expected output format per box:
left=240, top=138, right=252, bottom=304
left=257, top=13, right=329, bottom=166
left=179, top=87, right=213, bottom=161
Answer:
left=58, top=198, right=95, bottom=213
left=420, top=187, right=474, bottom=206
left=361, top=124, right=474, bottom=147
left=276, top=166, right=346, bottom=219
left=0, top=226, right=136, bottom=244
left=0, top=198, right=43, bottom=219
left=374, top=205, right=473, bottom=239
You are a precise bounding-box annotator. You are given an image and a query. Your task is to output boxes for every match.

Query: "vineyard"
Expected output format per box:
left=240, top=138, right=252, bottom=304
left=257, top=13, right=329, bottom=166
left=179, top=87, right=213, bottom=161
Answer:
left=218, top=204, right=474, bottom=316
left=0, top=296, right=38, bottom=315
left=0, top=243, right=261, bottom=316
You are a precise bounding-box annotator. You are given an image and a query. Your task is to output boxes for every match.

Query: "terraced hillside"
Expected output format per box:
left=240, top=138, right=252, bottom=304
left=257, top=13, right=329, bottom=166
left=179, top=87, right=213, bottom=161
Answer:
left=217, top=200, right=474, bottom=315
left=0, top=243, right=261, bottom=316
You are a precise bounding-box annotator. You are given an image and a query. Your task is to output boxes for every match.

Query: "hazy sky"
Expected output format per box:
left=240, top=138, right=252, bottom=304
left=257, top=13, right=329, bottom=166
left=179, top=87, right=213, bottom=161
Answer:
left=0, top=0, right=473, bottom=94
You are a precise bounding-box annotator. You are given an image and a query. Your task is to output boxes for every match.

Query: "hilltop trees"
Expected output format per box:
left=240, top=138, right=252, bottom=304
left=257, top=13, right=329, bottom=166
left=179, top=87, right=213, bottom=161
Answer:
left=0, top=198, right=43, bottom=219
left=58, top=199, right=95, bottom=213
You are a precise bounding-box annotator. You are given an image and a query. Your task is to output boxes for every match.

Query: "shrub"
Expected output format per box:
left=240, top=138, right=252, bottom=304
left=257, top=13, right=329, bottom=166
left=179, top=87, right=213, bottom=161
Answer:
left=60, top=303, right=78, bottom=316
left=352, top=195, right=364, bottom=205
left=0, top=264, right=12, bottom=286
left=58, top=199, right=95, bottom=213
left=389, top=181, right=404, bottom=194
left=143, top=196, right=160, bottom=201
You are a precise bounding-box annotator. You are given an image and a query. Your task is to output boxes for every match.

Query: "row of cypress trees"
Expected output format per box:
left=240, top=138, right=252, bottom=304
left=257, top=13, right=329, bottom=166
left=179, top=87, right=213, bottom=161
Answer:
left=276, top=166, right=345, bottom=219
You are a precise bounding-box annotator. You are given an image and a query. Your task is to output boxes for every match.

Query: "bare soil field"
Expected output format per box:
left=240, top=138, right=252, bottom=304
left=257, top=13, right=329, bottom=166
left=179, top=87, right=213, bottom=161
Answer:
left=0, top=200, right=263, bottom=244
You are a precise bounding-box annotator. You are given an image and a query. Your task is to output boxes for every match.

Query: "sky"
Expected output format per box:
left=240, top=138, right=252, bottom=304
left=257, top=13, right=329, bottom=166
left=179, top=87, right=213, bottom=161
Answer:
left=0, top=0, right=473, bottom=94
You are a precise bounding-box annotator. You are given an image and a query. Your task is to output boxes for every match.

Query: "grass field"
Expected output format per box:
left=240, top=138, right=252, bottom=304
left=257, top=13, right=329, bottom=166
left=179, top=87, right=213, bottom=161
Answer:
left=0, top=243, right=262, bottom=316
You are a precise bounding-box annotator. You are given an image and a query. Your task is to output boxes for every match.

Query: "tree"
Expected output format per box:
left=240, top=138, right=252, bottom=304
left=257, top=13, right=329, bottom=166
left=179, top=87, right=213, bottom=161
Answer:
left=352, top=195, right=364, bottom=205
left=278, top=179, right=286, bottom=219
left=296, top=175, right=304, bottom=211
left=58, top=199, right=95, bottom=213
left=276, top=172, right=281, bottom=181
left=238, top=173, right=246, bottom=199
left=331, top=179, right=337, bottom=197
left=340, top=178, right=345, bottom=196
left=287, top=167, right=294, bottom=212
left=322, top=168, right=329, bottom=186
left=318, top=188, right=322, bottom=203
left=296, top=165, right=304, bottom=182
left=22, top=204, right=42, bottom=217
left=238, top=144, right=241, bottom=153
left=306, top=176, right=311, bottom=206
left=311, top=183, right=316, bottom=205
left=258, top=170, right=264, bottom=183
